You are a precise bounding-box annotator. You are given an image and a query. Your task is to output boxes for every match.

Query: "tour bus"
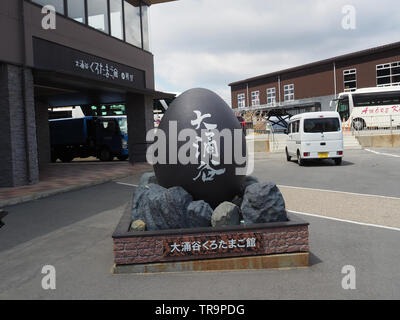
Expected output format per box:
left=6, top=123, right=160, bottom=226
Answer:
left=334, top=86, right=400, bottom=130
left=285, top=112, right=343, bottom=166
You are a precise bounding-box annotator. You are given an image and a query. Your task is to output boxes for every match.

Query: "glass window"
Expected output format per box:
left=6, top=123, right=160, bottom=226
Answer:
left=67, top=0, right=85, bottom=24
left=110, top=0, right=123, bottom=40
left=88, top=0, right=109, bottom=34
left=284, top=84, right=294, bottom=101
left=251, top=91, right=260, bottom=106
left=33, top=0, right=64, bottom=14
left=267, top=88, right=276, bottom=105
left=124, top=1, right=142, bottom=48
left=304, top=118, right=340, bottom=133
left=237, top=93, right=246, bottom=108
left=377, top=62, right=400, bottom=87
left=141, top=4, right=150, bottom=51
left=344, top=69, right=357, bottom=92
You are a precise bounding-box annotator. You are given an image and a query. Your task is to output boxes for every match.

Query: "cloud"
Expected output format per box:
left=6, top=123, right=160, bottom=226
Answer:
left=150, top=0, right=400, bottom=105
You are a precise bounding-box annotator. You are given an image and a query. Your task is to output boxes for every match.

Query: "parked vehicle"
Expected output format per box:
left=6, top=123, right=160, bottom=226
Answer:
left=285, top=112, right=343, bottom=166
left=333, top=86, right=400, bottom=130
left=49, top=116, right=128, bottom=162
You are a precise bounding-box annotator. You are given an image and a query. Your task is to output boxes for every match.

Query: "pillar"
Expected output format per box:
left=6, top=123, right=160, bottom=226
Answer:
left=35, top=100, right=51, bottom=167
left=126, top=93, right=154, bottom=163
left=0, top=64, right=39, bottom=187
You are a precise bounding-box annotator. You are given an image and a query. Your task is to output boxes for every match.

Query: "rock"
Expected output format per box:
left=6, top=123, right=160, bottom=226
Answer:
left=240, top=175, right=259, bottom=195
left=139, top=172, right=158, bottom=186
left=241, top=182, right=287, bottom=224
left=211, top=201, right=240, bottom=227
left=130, top=219, right=146, bottom=231
left=186, top=200, right=213, bottom=228
left=131, top=183, right=193, bottom=230
left=231, top=195, right=243, bottom=208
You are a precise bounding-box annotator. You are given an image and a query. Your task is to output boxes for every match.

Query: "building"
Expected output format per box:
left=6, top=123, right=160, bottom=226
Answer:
left=229, top=41, right=400, bottom=114
left=0, top=0, right=175, bottom=187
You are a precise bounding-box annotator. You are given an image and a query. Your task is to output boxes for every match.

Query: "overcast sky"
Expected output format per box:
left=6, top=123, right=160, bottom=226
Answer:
left=150, top=0, right=400, bottom=106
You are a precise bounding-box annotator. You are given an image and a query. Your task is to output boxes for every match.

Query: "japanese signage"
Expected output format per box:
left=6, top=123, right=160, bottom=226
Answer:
left=163, top=233, right=263, bottom=257
left=191, top=110, right=226, bottom=182
left=33, top=37, right=145, bottom=90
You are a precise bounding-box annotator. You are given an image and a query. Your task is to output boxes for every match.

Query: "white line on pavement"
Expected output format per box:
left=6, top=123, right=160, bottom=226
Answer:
left=278, top=184, right=400, bottom=201
left=364, top=148, right=400, bottom=158
left=290, top=210, right=400, bottom=232
left=116, top=182, right=139, bottom=187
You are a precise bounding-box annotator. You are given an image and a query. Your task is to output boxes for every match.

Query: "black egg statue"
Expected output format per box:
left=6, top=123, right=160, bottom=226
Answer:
left=153, top=88, right=247, bottom=208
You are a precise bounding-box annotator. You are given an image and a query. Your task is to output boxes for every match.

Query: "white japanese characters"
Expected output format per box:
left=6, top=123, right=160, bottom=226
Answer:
left=191, top=110, right=226, bottom=182
left=167, top=236, right=258, bottom=255
left=74, top=59, right=134, bottom=82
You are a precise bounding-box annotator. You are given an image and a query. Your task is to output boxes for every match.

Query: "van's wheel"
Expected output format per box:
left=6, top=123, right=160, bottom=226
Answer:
left=334, top=158, right=342, bottom=166
left=297, top=150, right=305, bottom=166
left=285, top=148, right=291, bottom=162
left=352, top=118, right=365, bottom=131
left=99, top=148, right=113, bottom=161
left=117, top=155, right=128, bottom=161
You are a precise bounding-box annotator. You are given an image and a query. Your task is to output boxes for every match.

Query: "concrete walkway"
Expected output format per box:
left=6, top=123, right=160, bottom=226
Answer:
left=0, top=161, right=152, bottom=207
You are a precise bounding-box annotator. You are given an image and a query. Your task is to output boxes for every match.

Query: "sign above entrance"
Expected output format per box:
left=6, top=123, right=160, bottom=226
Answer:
left=33, top=37, right=146, bottom=90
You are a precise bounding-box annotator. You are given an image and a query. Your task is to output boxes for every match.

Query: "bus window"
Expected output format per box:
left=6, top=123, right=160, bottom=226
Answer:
left=337, top=97, right=350, bottom=121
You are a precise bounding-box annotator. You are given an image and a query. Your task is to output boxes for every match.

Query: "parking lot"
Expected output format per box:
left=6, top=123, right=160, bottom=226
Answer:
left=0, top=148, right=399, bottom=299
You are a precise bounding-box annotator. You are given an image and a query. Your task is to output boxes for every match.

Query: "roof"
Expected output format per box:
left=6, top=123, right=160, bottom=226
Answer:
left=229, top=41, right=400, bottom=87
left=142, top=0, right=177, bottom=5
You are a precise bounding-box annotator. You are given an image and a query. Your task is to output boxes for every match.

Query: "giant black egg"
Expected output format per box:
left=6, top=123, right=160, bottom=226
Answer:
left=153, top=88, right=247, bottom=208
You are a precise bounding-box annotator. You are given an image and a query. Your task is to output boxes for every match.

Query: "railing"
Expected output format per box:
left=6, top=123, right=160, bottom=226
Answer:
left=349, top=115, right=400, bottom=135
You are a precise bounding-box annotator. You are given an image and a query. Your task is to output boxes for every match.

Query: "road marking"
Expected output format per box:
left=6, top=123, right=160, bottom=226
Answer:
left=365, top=148, right=400, bottom=158
left=278, top=184, right=400, bottom=201
left=116, top=182, right=138, bottom=187
left=290, top=210, right=400, bottom=232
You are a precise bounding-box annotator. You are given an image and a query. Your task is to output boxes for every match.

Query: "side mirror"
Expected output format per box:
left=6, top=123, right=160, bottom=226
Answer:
left=284, top=129, right=288, bottom=135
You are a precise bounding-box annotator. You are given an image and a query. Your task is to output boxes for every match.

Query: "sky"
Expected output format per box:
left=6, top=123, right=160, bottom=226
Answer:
left=150, top=0, right=400, bottom=106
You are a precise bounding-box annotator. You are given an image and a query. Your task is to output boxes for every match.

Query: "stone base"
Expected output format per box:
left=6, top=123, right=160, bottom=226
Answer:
left=112, top=203, right=310, bottom=272
left=112, top=252, right=309, bottom=274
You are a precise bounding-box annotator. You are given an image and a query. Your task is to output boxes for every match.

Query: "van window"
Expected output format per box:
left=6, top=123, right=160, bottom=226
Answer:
left=304, top=118, right=340, bottom=133
left=293, top=120, right=299, bottom=133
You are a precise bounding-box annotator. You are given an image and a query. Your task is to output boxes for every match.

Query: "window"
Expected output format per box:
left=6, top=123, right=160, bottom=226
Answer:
left=289, top=120, right=299, bottom=133
left=110, top=0, right=124, bottom=40
left=124, top=1, right=142, bottom=48
left=284, top=84, right=294, bottom=101
left=251, top=91, right=260, bottom=106
left=33, top=0, right=64, bottom=14
left=237, top=93, right=246, bottom=108
left=141, top=4, right=150, bottom=51
left=337, top=96, right=350, bottom=121
left=352, top=93, right=400, bottom=107
left=344, top=69, right=357, bottom=92
left=266, top=88, right=276, bottom=105
left=304, top=118, right=340, bottom=133
left=377, top=62, right=400, bottom=87
left=67, top=0, right=85, bottom=24
left=88, top=0, right=109, bottom=34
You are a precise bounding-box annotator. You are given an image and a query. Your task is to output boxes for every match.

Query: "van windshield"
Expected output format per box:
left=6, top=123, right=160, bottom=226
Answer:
left=304, top=118, right=340, bottom=133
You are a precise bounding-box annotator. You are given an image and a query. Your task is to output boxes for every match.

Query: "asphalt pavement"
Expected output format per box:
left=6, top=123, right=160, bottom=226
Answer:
left=0, top=149, right=399, bottom=299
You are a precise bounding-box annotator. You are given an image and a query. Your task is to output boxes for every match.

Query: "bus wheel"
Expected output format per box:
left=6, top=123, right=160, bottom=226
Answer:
left=352, top=118, right=365, bottom=131
left=99, top=148, right=113, bottom=161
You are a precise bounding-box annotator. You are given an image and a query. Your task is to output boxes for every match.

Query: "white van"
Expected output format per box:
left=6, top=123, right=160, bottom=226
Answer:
left=285, top=111, right=344, bottom=166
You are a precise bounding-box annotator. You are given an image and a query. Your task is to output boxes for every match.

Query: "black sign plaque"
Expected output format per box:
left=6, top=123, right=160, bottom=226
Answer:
left=33, top=37, right=146, bottom=90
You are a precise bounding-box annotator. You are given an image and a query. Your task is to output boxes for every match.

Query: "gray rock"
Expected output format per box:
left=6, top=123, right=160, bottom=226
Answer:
left=130, top=219, right=146, bottom=231
left=240, top=175, right=259, bottom=195
left=211, top=201, right=240, bottom=227
left=131, top=183, right=193, bottom=230
left=186, top=200, right=213, bottom=228
left=241, top=182, right=287, bottom=224
left=139, top=172, right=158, bottom=186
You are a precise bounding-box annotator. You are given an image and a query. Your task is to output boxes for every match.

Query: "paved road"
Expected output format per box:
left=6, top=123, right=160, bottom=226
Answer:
left=0, top=149, right=399, bottom=299
left=252, top=148, right=400, bottom=198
